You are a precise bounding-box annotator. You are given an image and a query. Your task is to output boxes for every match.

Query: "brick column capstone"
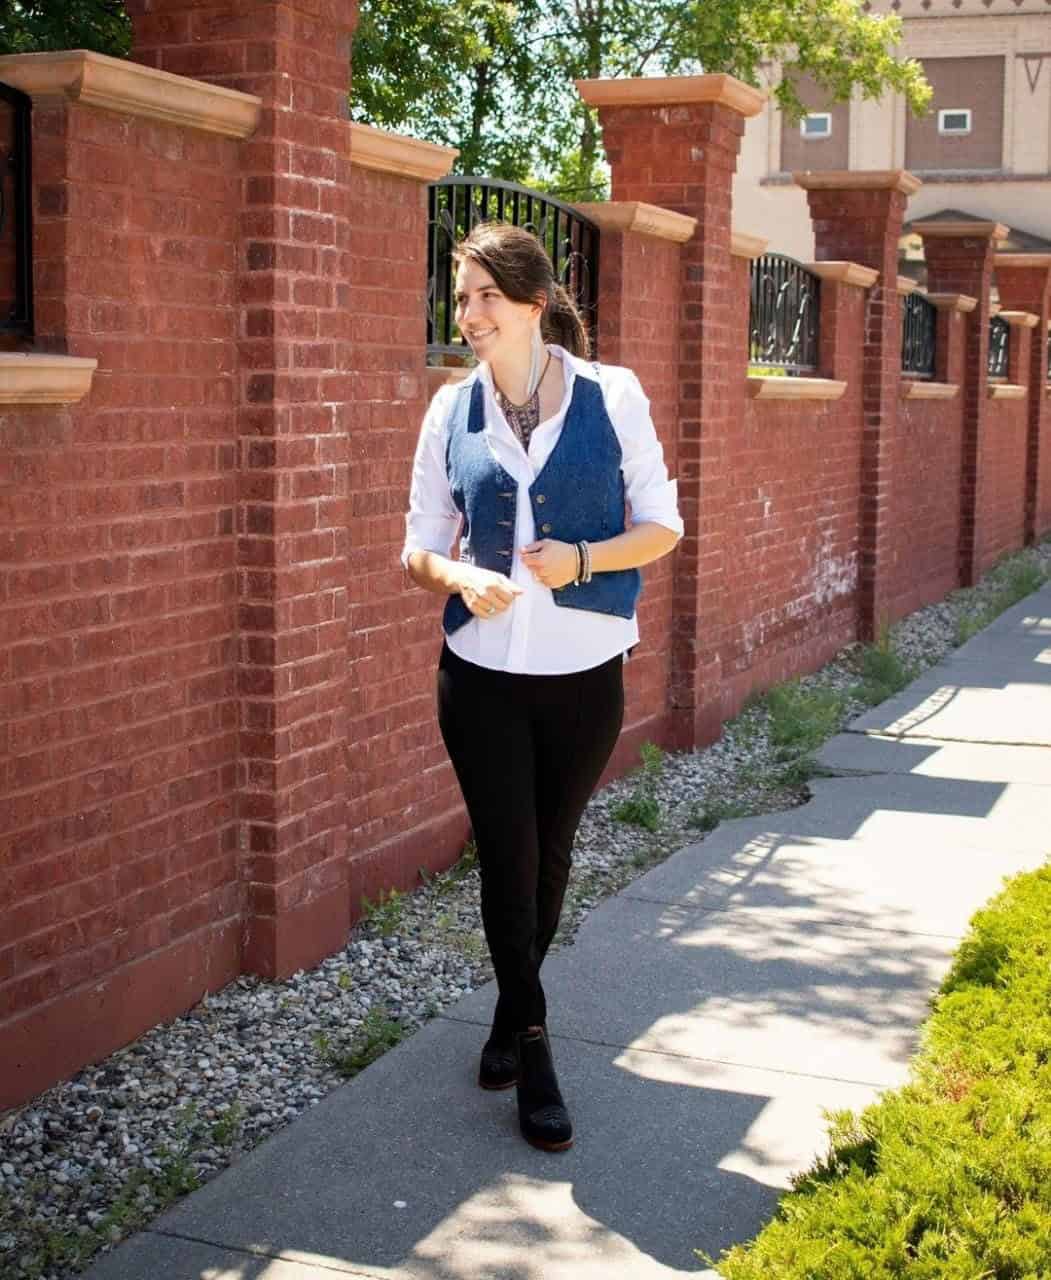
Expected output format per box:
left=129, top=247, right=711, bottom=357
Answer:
left=577, top=75, right=764, bottom=749
left=992, top=254, right=1051, bottom=544
left=796, top=171, right=920, bottom=640
left=127, top=0, right=358, bottom=977
left=914, top=219, right=1007, bottom=586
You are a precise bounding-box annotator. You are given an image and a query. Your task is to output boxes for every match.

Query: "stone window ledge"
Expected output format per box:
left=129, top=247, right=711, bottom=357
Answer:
left=987, top=382, right=1026, bottom=400
left=901, top=380, right=959, bottom=400
left=747, top=375, right=846, bottom=400
left=0, top=353, right=97, bottom=404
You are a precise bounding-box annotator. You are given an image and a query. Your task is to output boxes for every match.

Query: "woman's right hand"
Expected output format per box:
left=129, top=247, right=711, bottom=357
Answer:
left=457, top=567, right=523, bottom=620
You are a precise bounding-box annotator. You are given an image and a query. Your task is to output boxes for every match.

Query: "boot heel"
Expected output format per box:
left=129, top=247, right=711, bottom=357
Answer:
left=513, top=1027, right=573, bottom=1152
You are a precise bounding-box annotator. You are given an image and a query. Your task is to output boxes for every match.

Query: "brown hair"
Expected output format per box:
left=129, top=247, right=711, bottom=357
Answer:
left=453, top=221, right=591, bottom=359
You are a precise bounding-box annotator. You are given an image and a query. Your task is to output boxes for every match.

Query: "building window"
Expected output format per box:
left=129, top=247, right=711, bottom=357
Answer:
left=800, top=113, right=832, bottom=139
left=938, top=108, right=972, bottom=135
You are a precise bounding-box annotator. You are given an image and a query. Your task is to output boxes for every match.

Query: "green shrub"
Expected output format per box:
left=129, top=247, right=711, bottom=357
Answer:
left=359, top=887, right=404, bottom=937
left=852, top=642, right=915, bottom=708
left=705, top=866, right=1051, bottom=1278
left=612, top=741, right=664, bottom=831
left=956, top=557, right=1047, bottom=646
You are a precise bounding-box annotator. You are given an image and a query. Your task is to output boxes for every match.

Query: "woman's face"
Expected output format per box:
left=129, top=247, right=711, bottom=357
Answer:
left=455, top=258, right=542, bottom=362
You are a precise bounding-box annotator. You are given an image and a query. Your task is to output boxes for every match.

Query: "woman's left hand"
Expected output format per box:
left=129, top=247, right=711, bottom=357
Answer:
left=519, top=539, right=579, bottom=590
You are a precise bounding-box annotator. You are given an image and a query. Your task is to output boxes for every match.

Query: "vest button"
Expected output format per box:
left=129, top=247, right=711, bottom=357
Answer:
left=541, top=523, right=552, bottom=534
left=536, top=494, right=546, bottom=504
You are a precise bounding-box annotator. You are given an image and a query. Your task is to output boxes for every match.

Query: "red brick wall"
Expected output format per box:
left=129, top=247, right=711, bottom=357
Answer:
left=343, top=161, right=467, bottom=908
left=978, top=395, right=1029, bottom=573
left=889, top=396, right=966, bottom=620
left=591, top=227, right=680, bottom=773
left=721, top=262, right=864, bottom=712
left=1, top=100, right=242, bottom=1109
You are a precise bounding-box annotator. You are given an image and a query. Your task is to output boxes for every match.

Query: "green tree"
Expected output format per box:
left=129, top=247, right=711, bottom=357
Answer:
left=0, top=0, right=131, bottom=56
left=353, top=0, right=932, bottom=195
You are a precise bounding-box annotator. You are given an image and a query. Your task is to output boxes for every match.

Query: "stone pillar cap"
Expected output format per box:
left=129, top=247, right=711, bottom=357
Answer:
left=574, top=201, right=697, bottom=242
left=0, top=48, right=260, bottom=137
left=994, top=253, right=1051, bottom=269
left=805, top=261, right=879, bottom=288
left=912, top=218, right=1009, bottom=242
left=731, top=231, right=768, bottom=260
left=576, top=73, right=764, bottom=117
left=793, top=169, right=921, bottom=195
left=998, top=310, right=1040, bottom=328
left=926, top=293, right=978, bottom=312
left=348, top=121, right=458, bottom=180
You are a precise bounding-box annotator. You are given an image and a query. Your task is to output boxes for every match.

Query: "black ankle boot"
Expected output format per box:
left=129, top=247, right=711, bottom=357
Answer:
left=513, top=1026, right=573, bottom=1151
left=478, top=1030, right=517, bottom=1090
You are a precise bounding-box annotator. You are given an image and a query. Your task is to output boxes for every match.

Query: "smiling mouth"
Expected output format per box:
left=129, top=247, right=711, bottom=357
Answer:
left=468, top=328, right=496, bottom=341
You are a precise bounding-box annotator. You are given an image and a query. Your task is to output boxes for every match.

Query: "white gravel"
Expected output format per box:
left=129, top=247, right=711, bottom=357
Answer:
left=2, top=540, right=1048, bottom=1279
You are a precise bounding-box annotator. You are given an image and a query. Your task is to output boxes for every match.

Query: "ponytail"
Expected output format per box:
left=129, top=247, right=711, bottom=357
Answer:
left=542, top=283, right=591, bottom=359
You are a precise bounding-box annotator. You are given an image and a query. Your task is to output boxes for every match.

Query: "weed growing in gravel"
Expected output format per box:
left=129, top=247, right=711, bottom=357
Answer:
left=850, top=640, right=915, bottom=708
left=687, top=798, right=752, bottom=833
left=210, top=1102, right=245, bottom=1148
left=359, top=887, right=405, bottom=937
left=316, top=1007, right=406, bottom=1079
left=765, top=682, right=849, bottom=759
left=955, top=556, right=1047, bottom=645
left=611, top=741, right=664, bottom=831
left=436, top=839, right=478, bottom=892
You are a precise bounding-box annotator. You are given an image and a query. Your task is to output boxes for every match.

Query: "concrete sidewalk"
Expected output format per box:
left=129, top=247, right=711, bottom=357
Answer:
left=83, top=586, right=1051, bottom=1280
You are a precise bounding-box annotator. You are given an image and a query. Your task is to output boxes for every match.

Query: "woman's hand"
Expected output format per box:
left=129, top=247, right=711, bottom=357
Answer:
left=519, top=539, right=579, bottom=591
left=458, top=566, right=523, bottom=619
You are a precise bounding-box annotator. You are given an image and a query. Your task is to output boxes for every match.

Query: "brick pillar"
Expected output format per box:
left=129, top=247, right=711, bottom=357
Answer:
left=572, top=200, right=693, bottom=759
left=992, top=254, right=1051, bottom=543
left=913, top=218, right=1007, bottom=586
left=577, top=76, right=764, bottom=748
left=795, top=171, right=919, bottom=640
left=128, top=1, right=358, bottom=977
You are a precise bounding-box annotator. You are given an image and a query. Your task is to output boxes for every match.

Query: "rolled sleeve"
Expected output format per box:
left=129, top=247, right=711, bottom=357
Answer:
left=400, top=387, right=461, bottom=568
left=602, top=368, right=684, bottom=538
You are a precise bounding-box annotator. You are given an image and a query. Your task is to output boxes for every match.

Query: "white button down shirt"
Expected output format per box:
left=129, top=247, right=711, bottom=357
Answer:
left=402, top=345, right=683, bottom=675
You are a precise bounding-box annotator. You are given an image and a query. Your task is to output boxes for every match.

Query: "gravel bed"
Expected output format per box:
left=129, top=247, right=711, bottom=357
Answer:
left=2, top=541, right=1049, bottom=1279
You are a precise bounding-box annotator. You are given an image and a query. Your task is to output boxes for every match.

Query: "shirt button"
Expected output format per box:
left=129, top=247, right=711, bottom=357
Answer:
left=536, top=494, right=546, bottom=504
left=541, top=523, right=552, bottom=534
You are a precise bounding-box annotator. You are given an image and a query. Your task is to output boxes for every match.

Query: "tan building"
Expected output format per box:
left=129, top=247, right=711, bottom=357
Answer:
left=735, top=0, right=1051, bottom=263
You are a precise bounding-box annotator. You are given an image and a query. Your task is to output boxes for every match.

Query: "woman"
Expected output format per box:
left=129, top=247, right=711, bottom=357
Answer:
left=402, top=222, right=682, bottom=1152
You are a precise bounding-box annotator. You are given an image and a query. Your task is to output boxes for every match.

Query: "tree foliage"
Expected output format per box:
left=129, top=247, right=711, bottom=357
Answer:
left=0, top=0, right=131, bottom=57
left=354, top=0, right=932, bottom=196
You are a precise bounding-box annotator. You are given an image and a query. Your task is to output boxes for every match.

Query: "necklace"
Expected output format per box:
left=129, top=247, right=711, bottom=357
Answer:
left=494, top=352, right=552, bottom=452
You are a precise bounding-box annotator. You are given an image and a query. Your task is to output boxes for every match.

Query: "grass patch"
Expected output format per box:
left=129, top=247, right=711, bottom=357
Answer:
left=611, top=741, right=664, bottom=832
left=705, top=865, right=1051, bottom=1278
left=955, top=557, right=1047, bottom=646
left=315, top=1005, right=406, bottom=1079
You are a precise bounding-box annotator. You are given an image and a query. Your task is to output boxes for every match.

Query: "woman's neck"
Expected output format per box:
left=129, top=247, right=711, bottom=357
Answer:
left=488, top=339, right=544, bottom=406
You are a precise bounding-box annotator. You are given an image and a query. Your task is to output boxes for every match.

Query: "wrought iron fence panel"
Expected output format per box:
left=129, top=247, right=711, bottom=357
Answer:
left=988, top=314, right=1010, bottom=379
left=0, top=79, right=33, bottom=338
left=426, top=176, right=599, bottom=362
left=748, top=253, right=820, bottom=374
left=901, top=291, right=937, bottom=378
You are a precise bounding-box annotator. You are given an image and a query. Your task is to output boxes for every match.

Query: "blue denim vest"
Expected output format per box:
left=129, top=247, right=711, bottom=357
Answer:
left=442, top=370, right=642, bottom=636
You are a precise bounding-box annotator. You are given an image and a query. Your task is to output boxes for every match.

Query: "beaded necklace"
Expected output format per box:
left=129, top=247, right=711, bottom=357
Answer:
left=493, top=352, right=552, bottom=452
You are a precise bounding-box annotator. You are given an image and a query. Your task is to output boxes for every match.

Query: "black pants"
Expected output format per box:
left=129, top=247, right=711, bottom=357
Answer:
left=437, top=642, right=625, bottom=1033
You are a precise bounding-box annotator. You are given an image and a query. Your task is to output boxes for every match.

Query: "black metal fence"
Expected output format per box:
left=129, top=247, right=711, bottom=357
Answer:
left=901, top=291, right=936, bottom=378
left=748, top=253, right=820, bottom=374
left=426, top=177, right=600, bottom=362
left=0, top=79, right=32, bottom=340
left=988, top=314, right=1010, bottom=379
